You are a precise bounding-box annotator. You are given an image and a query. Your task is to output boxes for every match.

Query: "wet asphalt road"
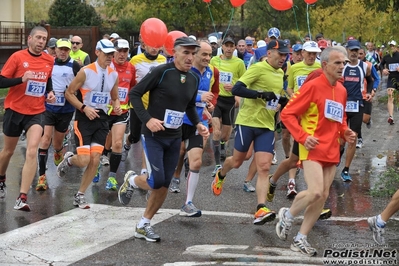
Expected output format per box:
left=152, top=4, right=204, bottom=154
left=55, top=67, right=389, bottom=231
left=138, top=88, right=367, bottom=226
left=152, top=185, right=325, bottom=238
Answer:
left=0, top=78, right=398, bottom=265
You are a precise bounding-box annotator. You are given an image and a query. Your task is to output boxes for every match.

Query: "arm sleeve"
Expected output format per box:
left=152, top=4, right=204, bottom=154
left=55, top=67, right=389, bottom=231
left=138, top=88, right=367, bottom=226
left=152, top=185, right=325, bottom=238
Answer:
left=186, top=88, right=200, bottom=126
left=365, top=74, right=373, bottom=93
left=0, top=75, right=23, bottom=88
left=210, top=67, right=219, bottom=106
left=232, top=81, right=258, bottom=99
left=83, top=55, right=91, bottom=66
left=72, top=61, right=81, bottom=76
left=46, top=77, right=53, bottom=93
left=371, top=65, right=380, bottom=89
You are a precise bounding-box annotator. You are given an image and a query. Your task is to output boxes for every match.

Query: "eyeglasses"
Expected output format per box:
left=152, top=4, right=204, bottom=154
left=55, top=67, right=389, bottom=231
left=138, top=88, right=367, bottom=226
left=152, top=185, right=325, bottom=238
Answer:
left=71, top=42, right=81, bottom=45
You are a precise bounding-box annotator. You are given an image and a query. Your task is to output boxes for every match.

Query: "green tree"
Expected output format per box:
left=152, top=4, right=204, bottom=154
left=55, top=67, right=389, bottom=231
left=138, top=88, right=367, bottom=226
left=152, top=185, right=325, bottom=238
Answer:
left=48, top=0, right=102, bottom=26
left=25, top=0, right=53, bottom=24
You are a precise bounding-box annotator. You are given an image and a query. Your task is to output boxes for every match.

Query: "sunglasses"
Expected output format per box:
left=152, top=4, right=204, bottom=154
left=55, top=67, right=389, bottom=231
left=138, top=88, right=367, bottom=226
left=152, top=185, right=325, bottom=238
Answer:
left=71, top=42, right=81, bottom=45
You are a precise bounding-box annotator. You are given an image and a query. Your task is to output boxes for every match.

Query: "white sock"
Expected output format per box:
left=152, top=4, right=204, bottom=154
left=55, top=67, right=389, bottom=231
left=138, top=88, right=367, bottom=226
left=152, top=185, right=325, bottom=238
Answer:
left=294, top=232, right=306, bottom=242
left=138, top=216, right=151, bottom=228
left=128, top=173, right=139, bottom=188
left=186, top=170, right=199, bottom=204
left=288, top=178, right=295, bottom=184
left=286, top=209, right=295, bottom=220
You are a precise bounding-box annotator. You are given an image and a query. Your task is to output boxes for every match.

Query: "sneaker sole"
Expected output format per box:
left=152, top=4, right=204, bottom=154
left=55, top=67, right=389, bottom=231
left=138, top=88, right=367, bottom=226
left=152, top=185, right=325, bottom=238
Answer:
left=35, top=185, right=48, bottom=191
left=211, top=180, right=222, bottom=196
left=290, top=244, right=317, bottom=257
left=318, top=210, right=332, bottom=220
left=73, top=202, right=90, bottom=209
left=340, top=177, right=352, bottom=182
left=179, top=210, right=202, bottom=217
left=276, top=208, right=289, bottom=240
left=134, top=232, right=160, bottom=242
left=286, top=190, right=297, bottom=199
left=169, top=189, right=180, bottom=193
left=253, top=212, right=276, bottom=225
left=14, top=204, right=31, bottom=212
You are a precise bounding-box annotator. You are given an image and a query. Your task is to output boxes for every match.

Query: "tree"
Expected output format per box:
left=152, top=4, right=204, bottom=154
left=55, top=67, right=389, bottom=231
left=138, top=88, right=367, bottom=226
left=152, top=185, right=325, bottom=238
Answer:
left=25, top=0, right=53, bottom=24
left=48, top=0, right=102, bottom=27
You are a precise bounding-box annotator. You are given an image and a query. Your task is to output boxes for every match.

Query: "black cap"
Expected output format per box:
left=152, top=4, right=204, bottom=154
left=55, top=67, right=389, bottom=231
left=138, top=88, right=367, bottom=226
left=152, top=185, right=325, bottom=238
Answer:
left=47, top=37, right=57, bottom=48
left=174, top=37, right=200, bottom=48
left=267, top=40, right=290, bottom=54
left=222, top=37, right=235, bottom=45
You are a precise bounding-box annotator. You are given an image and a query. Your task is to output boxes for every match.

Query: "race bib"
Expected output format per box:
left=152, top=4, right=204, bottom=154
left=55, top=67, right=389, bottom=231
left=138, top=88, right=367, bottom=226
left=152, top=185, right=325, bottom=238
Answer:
left=90, top=91, right=109, bottom=108
left=25, top=80, right=46, bottom=97
left=325, top=99, right=343, bottom=123
left=195, top=90, right=207, bottom=108
left=296, top=76, right=307, bottom=89
left=48, top=91, right=66, bottom=106
left=118, top=87, right=128, bottom=102
left=266, top=94, right=280, bottom=111
left=388, top=63, right=399, bottom=72
left=219, top=71, right=233, bottom=84
left=345, top=100, right=359, bottom=112
left=163, top=109, right=184, bottom=129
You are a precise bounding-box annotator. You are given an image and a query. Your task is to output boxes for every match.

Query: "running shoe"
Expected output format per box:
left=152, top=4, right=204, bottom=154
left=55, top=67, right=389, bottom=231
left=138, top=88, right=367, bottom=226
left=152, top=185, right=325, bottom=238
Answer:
left=295, top=168, right=301, bottom=176
left=211, top=164, right=221, bottom=177
left=54, top=150, right=64, bottom=166
left=35, top=174, right=48, bottom=191
left=135, top=223, right=160, bottom=242
left=356, top=138, right=363, bottom=149
left=366, top=119, right=372, bottom=129
left=243, top=181, right=255, bottom=192
left=57, top=151, right=74, bottom=178
left=100, top=155, right=110, bottom=166
left=179, top=201, right=202, bottom=217
left=118, top=170, right=136, bottom=205
left=291, top=237, right=317, bottom=256
left=93, top=164, right=101, bottom=183
left=367, top=216, right=385, bottom=245
left=183, top=157, right=189, bottom=178
left=341, top=170, right=352, bottom=182
left=62, top=136, right=69, bottom=147
left=20, top=131, right=26, bottom=141
left=275, top=207, right=293, bottom=240
left=0, top=181, right=6, bottom=199
left=266, top=175, right=276, bottom=202
left=388, top=116, right=394, bottom=125
left=14, top=197, right=31, bottom=211
left=272, top=151, right=278, bottom=165
left=286, top=180, right=297, bottom=198
left=253, top=206, right=276, bottom=225
left=211, top=167, right=225, bottom=196
left=121, top=144, right=131, bottom=162
left=73, top=194, right=90, bottom=209
left=169, top=177, right=180, bottom=193
left=105, top=176, right=118, bottom=190
left=319, top=208, right=332, bottom=220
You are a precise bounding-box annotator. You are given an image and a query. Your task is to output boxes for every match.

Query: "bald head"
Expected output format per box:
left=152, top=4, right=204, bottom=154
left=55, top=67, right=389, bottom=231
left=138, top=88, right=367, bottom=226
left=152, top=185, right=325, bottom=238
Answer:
left=71, top=36, right=83, bottom=52
left=194, top=41, right=212, bottom=70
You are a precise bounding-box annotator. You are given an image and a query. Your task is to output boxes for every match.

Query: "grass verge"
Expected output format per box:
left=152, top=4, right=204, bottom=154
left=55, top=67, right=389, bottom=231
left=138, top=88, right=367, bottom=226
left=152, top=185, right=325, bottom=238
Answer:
left=370, top=167, right=399, bottom=197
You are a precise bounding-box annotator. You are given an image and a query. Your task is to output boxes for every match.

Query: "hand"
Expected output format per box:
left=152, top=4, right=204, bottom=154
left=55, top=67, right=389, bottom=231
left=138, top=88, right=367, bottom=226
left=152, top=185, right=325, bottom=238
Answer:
left=146, top=118, right=165, bottom=133
left=83, top=106, right=100, bottom=120
left=196, top=123, right=209, bottom=138
left=45, top=91, right=56, bottom=103
left=259, top=91, right=277, bottom=101
left=365, top=93, right=372, bottom=101
left=113, top=105, right=122, bottom=115
left=205, top=103, right=214, bottom=114
left=200, top=91, right=214, bottom=103
left=22, top=71, right=34, bottom=83
left=344, top=129, right=356, bottom=144
left=304, top=135, right=319, bottom=151
left=382, top=69, right=389, bottom=76
left=223, top=83, right=233, bottom=92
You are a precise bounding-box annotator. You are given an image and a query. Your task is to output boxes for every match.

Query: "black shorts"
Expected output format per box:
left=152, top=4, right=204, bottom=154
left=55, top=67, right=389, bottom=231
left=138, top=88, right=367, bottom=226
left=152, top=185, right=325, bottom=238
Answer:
left=212, top=96, right=235, bottom=126
left=108, top=112, right=129, bottom=130
left=387, top=78, right=399, bottom=90
left=3, top=108, right=44, bottom=137
left=181, top=123, right=203, bottom=151
left=363, top=100, right=372, bottom=116
left=292, top=140, right=299, bottom=157
left=129, top=108, right=142, bottom=144
left=346, top=105, right=365, bottom=135
left=44, top=111, right=74, bottom=133
left=74, top=114, right=109, bottom=147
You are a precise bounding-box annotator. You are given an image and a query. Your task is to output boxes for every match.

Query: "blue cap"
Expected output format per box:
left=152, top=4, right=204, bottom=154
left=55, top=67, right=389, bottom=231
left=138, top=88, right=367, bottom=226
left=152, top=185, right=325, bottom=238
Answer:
left=292, top=44, right=303, bottom=52
left=245, top=39, right=253, bottom=45
left=347, top=40, right=361, bottom=50
left=268, top=27, right=280, bottom=39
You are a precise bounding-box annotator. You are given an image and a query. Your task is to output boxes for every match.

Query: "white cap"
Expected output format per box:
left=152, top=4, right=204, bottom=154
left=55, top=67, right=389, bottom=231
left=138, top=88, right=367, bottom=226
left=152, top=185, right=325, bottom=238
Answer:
left=188, top=35, right=197, bottom=40
left=257, top=40, right=266, bottom=48
left=115, top=39, right=130, bottom=49
left=388, top=40, right=397, bottom=46
left=208, top=36, right=218, bottom=44
left=96, top=39, right=116, bottom=53
left=110, top=33, right=120, bottom=39
left=302, top=41, right=321, bottom=52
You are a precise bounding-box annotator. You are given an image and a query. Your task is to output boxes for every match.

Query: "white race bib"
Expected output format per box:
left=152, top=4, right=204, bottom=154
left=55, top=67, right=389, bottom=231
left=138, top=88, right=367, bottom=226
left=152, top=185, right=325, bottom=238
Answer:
left=345, top=100, right=359, bottom=112
left=90, top=91, right=109, bottom=108
left=118, top=87, right=128, bottom=102
left=296, top=76, right=307, bottom=89
left=195, top=90, right=207, bottom=108
left=325, top=99, right=343, bottom=123
left=219, top=71, right=233, bottom=84
left=48, top=91, right=66, bottom=106
left=163, top=109, right=185, bottom=129
left=266, top=94, right=280, bottom=111
left=25, top=80, right=46, bottom=97
left=388, top=63, right=399, bottom=72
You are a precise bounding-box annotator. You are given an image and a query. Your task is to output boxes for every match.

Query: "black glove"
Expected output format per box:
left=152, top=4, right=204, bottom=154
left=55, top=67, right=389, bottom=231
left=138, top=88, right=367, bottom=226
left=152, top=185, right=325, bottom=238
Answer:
left=258, top=91, right=277, bottom=101
left=278, top=96, right=289, bottom=109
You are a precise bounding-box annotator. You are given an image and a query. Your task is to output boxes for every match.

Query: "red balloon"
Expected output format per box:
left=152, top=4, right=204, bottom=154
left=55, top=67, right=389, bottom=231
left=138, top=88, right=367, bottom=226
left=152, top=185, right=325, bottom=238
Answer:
left=268, top=0, right=293, bottom=11
left=140, top=18, right=168, bottom=48
left=304, top=0, right=317, bottom=4
left=203, top=0, right=211, bottom=2
left=164, top=31, right=187, bottom=56
left=230, top=0, right=246, bottom=8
